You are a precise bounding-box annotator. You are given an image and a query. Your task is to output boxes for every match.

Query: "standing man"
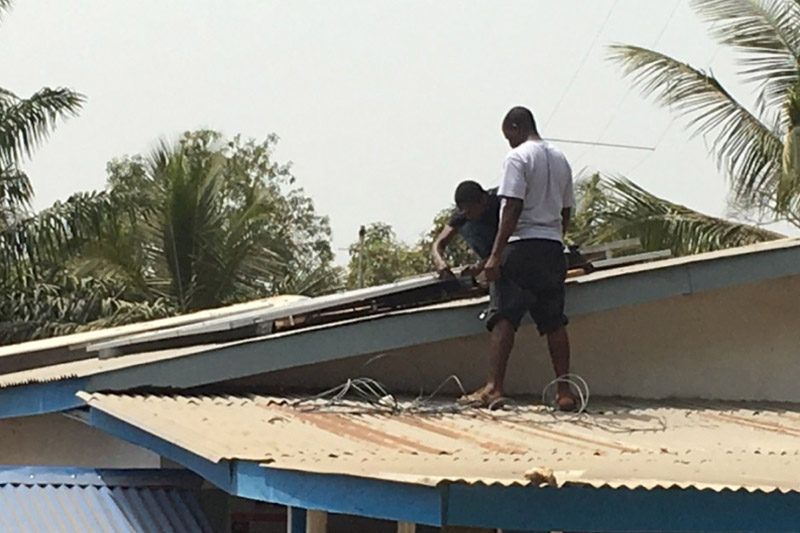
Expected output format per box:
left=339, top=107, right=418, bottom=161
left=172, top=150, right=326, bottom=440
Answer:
left=431, top=181, right=500, bottom=279
left=463, top=106, right=577, bottom=411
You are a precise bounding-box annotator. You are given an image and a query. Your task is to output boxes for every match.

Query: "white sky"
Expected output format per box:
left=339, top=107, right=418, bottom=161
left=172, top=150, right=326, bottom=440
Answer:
left=2, top=0, right=794, bottom=262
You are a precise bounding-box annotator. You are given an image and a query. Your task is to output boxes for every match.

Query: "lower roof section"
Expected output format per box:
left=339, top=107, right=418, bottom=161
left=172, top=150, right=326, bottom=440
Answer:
left=77, top=393, right=800, bottom=532
left=0, top=466, right=213, bottom=533
left=79, top=392, right=800, bottom=494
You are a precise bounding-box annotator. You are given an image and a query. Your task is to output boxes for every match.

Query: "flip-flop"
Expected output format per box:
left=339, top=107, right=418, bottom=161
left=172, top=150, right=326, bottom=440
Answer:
left=556, top=394, right=578, bottom=412
left=458, top=390, right=506, bottom=410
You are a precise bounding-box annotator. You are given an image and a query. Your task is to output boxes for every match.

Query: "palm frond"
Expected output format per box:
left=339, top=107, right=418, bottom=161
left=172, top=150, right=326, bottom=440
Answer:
left=0, top=87, right=85, bottom=165
left=607, top=44, right=784, bottom=204
left=691, top=0, right=800, bottom=113
left=0, top=165, right=32, bottom=225
left=0, top=0, right=12, bottom=20
left=591, top=175, right=783, bottom=255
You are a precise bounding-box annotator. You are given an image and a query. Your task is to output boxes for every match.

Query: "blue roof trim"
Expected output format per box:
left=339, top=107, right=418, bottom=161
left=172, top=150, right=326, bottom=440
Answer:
left=0, top=376, right=86, bottom=418
left=445, top=482, right=800, bottom=532
left=86, top=404, right=800, bottom=532
left=0, top=466, right=203, bottom=489
left=235, top=461, right=442, bottom=526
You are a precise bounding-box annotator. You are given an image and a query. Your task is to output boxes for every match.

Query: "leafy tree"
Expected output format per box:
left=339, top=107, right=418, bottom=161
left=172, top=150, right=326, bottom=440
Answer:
left=0, top=131, right=341, bottom=343
left=85, top=130, right=342, bottom=311
left=602, top=0, right=800, bottom=251
left=346, top=223, right=428, bottom=288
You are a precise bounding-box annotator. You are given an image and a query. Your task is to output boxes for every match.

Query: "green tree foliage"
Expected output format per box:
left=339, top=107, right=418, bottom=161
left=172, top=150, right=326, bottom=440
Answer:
left=570, top=173, right=783, bottom=256
left=603, top=0, right=800, bottom=248
left=0, top=131, right=341, bottom=344
left=345, top=223, right=427, bottom=288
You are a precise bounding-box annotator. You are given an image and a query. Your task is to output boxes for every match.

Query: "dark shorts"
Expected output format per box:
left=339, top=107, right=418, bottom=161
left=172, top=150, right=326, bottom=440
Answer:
left=485, top=239, right=568, bottom=335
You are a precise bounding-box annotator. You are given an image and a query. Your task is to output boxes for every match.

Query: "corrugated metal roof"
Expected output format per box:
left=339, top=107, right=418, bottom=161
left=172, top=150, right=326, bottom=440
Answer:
left=0, top=468, right=213, bottom=533
left=80, top=393, right=800, bottom=494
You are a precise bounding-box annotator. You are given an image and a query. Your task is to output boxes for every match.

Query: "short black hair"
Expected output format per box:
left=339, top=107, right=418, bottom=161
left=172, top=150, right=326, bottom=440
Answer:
left=503, top=106, right=538, bottom=133
left=454, top=180, right=487, bottom=206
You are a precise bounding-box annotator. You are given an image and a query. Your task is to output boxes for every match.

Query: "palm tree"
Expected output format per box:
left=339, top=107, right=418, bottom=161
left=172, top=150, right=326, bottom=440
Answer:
left=0, top=0, right=85, bottom=278
left=594, top=0, right=800, bottom=252
left=570, top=173, right=783, bottom=255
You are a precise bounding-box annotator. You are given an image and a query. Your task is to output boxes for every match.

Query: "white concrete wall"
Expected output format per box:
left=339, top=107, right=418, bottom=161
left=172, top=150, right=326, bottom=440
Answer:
left=251, top=275, right=800, bottom=402
left=0, top=413, right=159, bottom=467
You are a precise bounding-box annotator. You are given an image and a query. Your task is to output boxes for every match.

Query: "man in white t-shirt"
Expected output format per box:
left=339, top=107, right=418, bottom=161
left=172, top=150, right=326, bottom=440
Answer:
left=461, top=106, right=577, bottom=411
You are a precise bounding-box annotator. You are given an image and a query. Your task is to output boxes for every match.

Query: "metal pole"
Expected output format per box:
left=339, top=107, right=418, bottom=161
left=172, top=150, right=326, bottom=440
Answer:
left=358, top=225, right=366, bottom=288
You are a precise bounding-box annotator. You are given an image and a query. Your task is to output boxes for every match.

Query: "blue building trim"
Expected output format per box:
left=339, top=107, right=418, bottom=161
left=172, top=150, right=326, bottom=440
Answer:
left=0, top=377, right=87, bottom=418
left=82, top=406, right=800, bottom=532
left=444, top=482, right=800, bottom=532
left=235, top=462, right=442, bottom=526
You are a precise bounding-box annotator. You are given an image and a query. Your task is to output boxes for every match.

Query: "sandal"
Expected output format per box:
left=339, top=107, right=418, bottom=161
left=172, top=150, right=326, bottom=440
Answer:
left=458, top=390, right=506, bottom=410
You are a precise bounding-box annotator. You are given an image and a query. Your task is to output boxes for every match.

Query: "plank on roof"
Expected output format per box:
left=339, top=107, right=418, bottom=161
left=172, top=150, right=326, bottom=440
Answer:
left=87, top=272, right=447, bottom=357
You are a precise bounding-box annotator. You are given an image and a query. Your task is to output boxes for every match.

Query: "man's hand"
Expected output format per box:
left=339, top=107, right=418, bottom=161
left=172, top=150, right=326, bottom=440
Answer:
left=435, top=261, right=456, bottom=280
left=463, top=259, right=487, bottom=278
left=484, top=254, right=501, bottom=282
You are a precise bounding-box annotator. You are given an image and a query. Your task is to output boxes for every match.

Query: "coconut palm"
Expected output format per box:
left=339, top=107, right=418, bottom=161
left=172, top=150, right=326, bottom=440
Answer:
left=597, top=0, right=800, bottom=251
left=570, top=173, right=783, bottom=255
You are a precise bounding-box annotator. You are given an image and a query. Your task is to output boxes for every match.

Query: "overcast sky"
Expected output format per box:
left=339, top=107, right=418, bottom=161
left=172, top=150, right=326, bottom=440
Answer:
left=2, top=0, right=792, bottom=262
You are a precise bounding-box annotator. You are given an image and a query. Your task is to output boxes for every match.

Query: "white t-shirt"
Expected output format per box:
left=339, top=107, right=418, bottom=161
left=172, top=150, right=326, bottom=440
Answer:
left=497, top=139, right=574, bottom=243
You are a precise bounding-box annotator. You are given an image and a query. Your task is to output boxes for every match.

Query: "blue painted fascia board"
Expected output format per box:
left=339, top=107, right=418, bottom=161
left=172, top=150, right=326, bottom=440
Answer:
left=444, top=482, right=800, bottom=533
left=0, top=377, right=87, bottom=418
left=235, top=462, right=442, bottom=526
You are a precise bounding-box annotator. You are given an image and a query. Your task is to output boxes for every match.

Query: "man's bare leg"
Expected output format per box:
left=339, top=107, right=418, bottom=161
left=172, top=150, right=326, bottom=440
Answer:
left=546, top=325, right=576, bottom=410
left=462, top=319, right=515, bottom=407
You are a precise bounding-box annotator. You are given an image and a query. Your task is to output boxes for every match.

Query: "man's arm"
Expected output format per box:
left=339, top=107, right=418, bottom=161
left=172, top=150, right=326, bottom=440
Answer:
left=431, top=224, right=459, bottom=278
left=483, top=198, right=522, bottom=282
left=561, top=207, right=571, bottom=237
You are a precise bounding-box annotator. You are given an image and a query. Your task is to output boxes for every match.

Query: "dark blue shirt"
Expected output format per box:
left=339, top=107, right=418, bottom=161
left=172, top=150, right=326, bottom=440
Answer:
left=447, top=188, right=500, bottom=259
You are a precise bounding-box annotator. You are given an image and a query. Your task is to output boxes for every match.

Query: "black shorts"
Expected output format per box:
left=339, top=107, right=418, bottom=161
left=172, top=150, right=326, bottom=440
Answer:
left=485, top=239, right=568, bottom=335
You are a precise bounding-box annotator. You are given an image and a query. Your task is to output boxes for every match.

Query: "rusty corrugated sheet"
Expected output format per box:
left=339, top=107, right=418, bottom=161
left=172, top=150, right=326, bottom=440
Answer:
left=80, top=392, right=800, bottom=493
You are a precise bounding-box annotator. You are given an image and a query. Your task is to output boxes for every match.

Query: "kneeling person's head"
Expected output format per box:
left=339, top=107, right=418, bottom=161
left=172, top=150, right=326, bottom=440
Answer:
left=455, top=181, right=489, bottom=221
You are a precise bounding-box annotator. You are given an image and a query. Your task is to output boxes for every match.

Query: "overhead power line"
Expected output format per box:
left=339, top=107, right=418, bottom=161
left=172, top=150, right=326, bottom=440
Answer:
left=543, top=0, right=620, bottom=131
left=548, top=137, right=654, bottom=151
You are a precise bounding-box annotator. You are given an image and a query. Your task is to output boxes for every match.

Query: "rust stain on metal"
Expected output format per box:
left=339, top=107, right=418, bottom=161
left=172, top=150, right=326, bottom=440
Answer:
left=329, top=414, right=450, bottom=455
left=700, top=411, right=800, bottom=438
left=398, top=415, right=526, bottom=455
left=487, top=416, right=639, bottom=453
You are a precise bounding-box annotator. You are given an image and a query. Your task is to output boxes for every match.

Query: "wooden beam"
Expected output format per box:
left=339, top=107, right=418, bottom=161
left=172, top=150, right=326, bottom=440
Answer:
left=580, top=238, right=641, bottom=255
left=397, top=522, right=416, bottom=533
left=306, top=510, right=327, bottom=533
left=592, top=249, right=671, bottom=269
